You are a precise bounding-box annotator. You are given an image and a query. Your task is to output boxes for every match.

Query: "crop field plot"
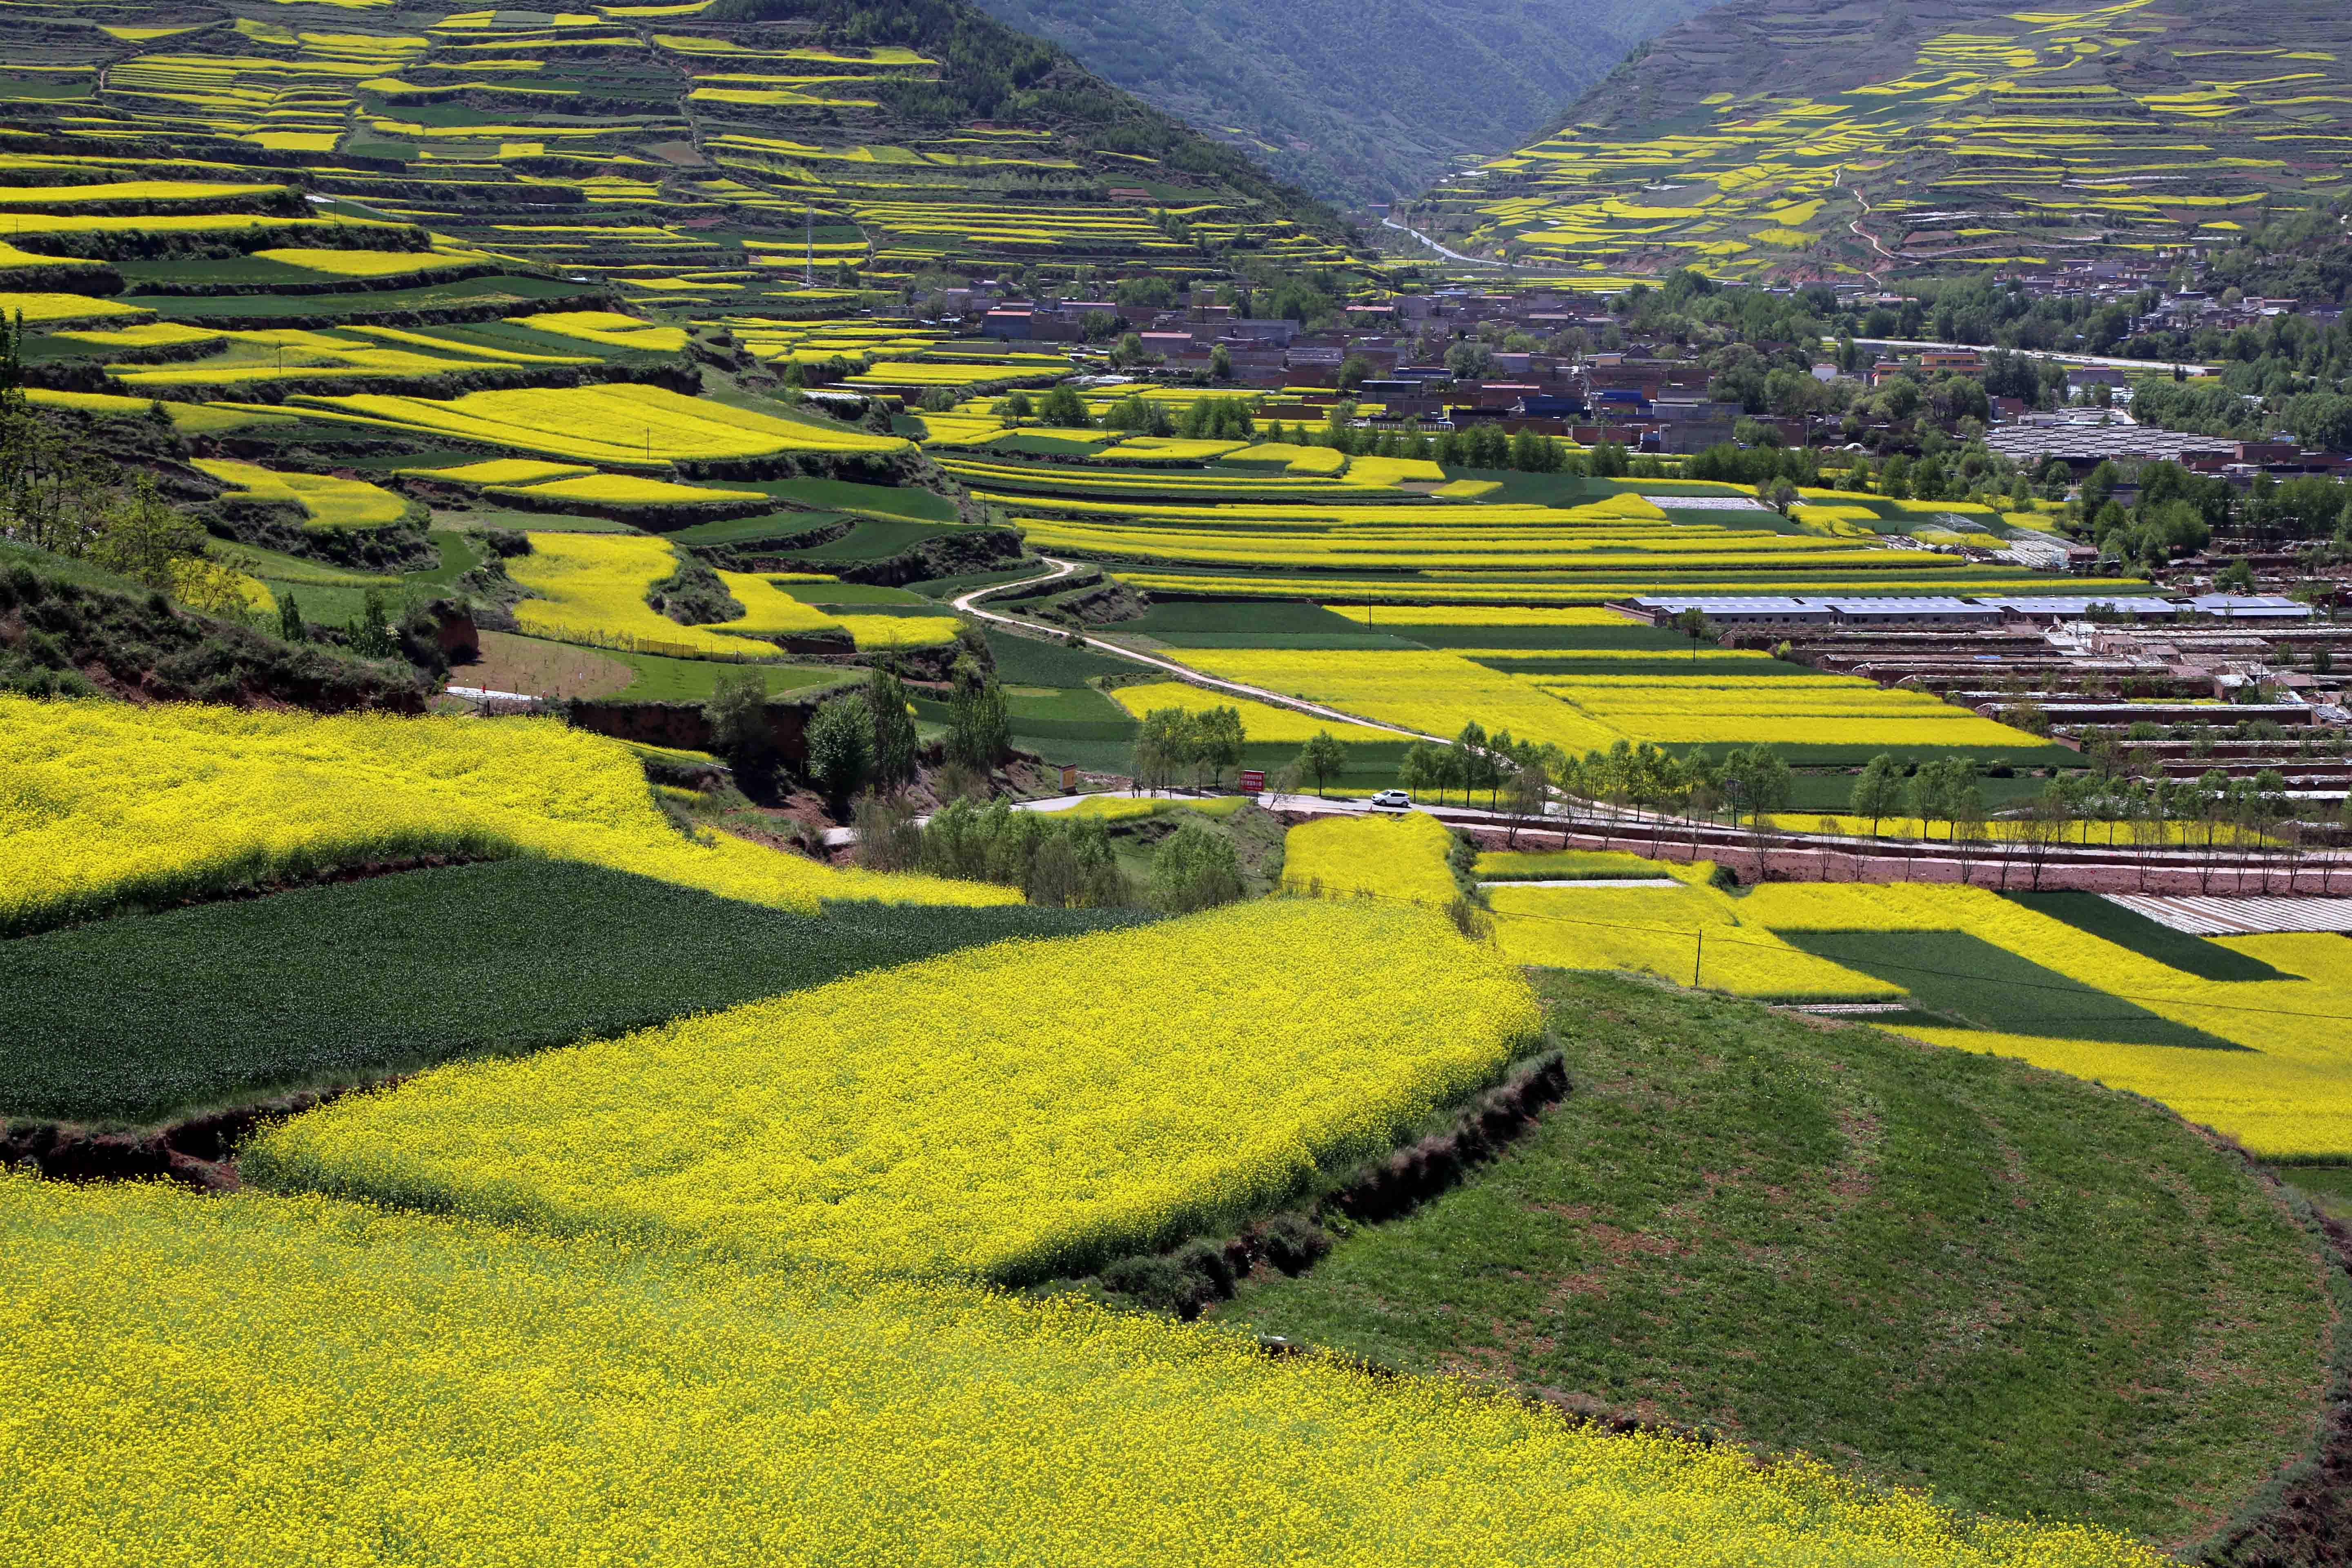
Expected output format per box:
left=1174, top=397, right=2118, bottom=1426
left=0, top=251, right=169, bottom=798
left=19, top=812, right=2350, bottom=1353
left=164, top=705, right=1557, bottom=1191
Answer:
left=1494, top=873, right=2352, bottom=1161
left=1, top=860, right=1146, bottom=1129
left=1103, top=597, right=1420, bottom=651
left=247, top=900, right=1544, bottom=1282
left=194, top=458, right=414, bottom=531
left=1282, top=812, right=1461, bottom=904
left=508, top=532, right=777, bottom=657
left=778, top=517, right=970, bottom=564
left=1107, top=679, right=1396, bottom=744
left=275, top=384, right=907, bottom=470
left=0, top=291, right=151, bottom=327
left=1160, top=645, right=2047, bottom=761
left=2, top=1168, right=2161, bottom=1567
left=1731, top=885, right=2352, bottom=1162
left=0, top=697, right=1011, bottom=938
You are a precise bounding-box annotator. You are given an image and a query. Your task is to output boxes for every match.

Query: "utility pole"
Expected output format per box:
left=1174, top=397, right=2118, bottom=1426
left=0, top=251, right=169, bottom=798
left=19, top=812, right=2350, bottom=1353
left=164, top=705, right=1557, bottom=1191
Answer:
left=1693, top=928, right=1703, bottom=988
left=804, top=204, right=814, bottom=287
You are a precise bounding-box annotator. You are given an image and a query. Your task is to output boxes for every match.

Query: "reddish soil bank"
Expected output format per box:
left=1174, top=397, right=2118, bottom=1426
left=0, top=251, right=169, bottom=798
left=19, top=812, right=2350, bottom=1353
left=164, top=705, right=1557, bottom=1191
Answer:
left=1, top=1084, right=387, bottom=1191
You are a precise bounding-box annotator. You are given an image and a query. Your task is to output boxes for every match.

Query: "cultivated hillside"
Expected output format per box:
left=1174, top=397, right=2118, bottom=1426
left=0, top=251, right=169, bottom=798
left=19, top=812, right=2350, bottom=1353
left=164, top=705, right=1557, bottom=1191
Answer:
left=1408, top=0, right=2352, bottom=283
left=964, top=0, right=1718, bottom=205
left=0, top=0, right=1352, bottom=297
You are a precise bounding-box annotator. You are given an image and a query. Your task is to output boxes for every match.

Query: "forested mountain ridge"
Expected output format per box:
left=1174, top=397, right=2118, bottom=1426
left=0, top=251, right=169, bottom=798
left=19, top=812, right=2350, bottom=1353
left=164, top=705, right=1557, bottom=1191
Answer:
left=963, top=0, right=1719, bottom=204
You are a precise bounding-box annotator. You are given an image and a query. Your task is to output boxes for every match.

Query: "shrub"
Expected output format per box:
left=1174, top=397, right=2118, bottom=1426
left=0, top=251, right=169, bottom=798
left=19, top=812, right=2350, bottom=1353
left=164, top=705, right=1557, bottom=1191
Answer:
left=1150, top=820, right=1243, bottom=914
left=806, top=692, right=873, bottom=808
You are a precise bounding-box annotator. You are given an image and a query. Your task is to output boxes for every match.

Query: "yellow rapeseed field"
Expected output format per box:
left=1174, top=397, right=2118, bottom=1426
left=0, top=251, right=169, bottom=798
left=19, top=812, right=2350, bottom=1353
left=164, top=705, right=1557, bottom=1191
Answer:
left=247, top=900, right=1545, bottom=1283
left=0, top=1175, right=2156, bottom=1568
left=1172, top=647, right=1627, bottom=752
left=285, top=382, right=906, bottom=468
left=505, top=309, right=689, bottom=352
left=509, top=532, right=780, bottom=657
left=0, top=696, right=1011, bottom=935
left=1743, top=884, right=2352, bottom=1158
left=253, top=247, right=475, bottom=277
left=1107, top=679, right=1397, bottom=742
left=1488, top=875, right=1902, bottom=1001
left=0, top=290, right=151, bottom=325
left=829, top=612, right=962, bottom=649
left=1536, top=674, right=2046, bottom=751
left=1474, top=847, right=1681, bottom=880
left=1282, top=811, right=1462, bottom=904
left=711, top=570, right=847, bottom=637
left=192, top=457, right=411, bottom=530
left=496, top=473, right=759, bottom=507
left=405, top=457, right=593, bottom=486
left=1325, top=604, right=1638, bottom=627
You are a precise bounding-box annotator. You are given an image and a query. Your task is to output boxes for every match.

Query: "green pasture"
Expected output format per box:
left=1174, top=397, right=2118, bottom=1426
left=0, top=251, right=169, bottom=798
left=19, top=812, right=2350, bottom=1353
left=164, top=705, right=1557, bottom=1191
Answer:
left=1227, top=969, right=2334, bottom=1545
left=0, top=862, right=1146, bottom=1128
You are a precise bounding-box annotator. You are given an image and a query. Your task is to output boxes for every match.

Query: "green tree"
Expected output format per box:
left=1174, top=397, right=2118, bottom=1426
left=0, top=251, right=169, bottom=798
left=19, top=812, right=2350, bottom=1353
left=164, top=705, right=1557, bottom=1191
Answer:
left=1504, top=753, right=1550, bottom=845
left=1396, top=741, right=1440, bottom=804
left=1720, top=744, right=1791, bottom=827
left=1036, top=383, right=1091, bottom=428
left=277, top=590, right=306, bottom=644
left=2081, top=459, right=2120, bottom=517
left=702, top=668, right=773, bottom=792
left=1149, top=819, right=1244, bottom=913
left=1297, top=730, right=1346, bottom=797
left=87, top=476, right=207, bottom=591
left=1849, top=753, right=1902, bottom=838
left=1131, top=706, right=1197, bottom=795
left=947, top=660, right=1012, bottom=773
left=1192, top=704, right=1245, bottom=789
left=1209, top=343, right=1232, bottom=381
left=1453, top=720, right=1492, bottom=808
left=1672, top=606, right=1716, bottom=660
left=806, top=692, right=873, bottom=809
left=866, top=663, right=919, bottom=789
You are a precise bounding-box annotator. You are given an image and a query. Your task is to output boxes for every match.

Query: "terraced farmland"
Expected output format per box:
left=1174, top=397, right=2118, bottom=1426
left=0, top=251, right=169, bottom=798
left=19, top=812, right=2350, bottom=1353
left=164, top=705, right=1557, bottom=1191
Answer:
left=0, top=0, right=1350, bottom=322
left=1415, top=0, right=2352, bottom=282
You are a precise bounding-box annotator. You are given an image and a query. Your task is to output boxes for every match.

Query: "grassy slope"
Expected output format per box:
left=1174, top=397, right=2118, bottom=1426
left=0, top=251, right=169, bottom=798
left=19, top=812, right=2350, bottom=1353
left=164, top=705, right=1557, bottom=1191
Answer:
left=1, top=860, right=1147, bottom=1128
left=1226, top=969, right=2334, bottom=1547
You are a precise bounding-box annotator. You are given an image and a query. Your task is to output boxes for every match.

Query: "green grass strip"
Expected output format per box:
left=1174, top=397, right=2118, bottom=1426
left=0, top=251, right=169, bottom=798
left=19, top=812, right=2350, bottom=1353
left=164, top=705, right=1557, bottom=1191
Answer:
left=1780, top=929, right=2247, bottom=1049
left=1999, top=892, right=2288, bottom=984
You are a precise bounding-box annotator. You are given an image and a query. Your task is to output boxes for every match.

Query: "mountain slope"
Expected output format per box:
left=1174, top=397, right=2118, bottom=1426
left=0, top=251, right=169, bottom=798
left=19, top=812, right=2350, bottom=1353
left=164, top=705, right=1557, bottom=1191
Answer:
left=1412, top=0, right=2352, bottom=283
left=0, top=0, right=1352, bottom=298
left=965, top=0, right=1718, bottom=205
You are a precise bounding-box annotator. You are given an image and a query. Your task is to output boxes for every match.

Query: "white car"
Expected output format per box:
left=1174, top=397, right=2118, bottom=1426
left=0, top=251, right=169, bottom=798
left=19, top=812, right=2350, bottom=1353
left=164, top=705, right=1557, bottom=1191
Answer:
left=1368, top=789, right=1413, bottom=811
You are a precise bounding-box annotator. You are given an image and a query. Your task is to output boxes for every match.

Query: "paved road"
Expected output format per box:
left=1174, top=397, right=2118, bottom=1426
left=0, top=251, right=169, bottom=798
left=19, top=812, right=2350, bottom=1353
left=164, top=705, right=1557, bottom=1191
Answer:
left=1834, top=336, right=2217, bottom=376
left=1837, top=172, right=1897, bottom=285
left=1379, top=216, right=1515, bottom=269
left=951, top=560, right=1441, bottom=742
